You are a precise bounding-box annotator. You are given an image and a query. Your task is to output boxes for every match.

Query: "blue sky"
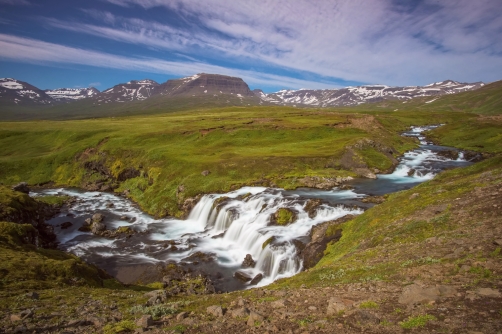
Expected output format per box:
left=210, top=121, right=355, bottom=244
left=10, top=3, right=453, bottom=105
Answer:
left=0, top=0, right=501, bottom=92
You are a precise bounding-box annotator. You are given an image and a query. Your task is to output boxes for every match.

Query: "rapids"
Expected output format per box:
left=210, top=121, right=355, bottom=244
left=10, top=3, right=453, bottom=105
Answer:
left=34, top=125, right=474, bottom=291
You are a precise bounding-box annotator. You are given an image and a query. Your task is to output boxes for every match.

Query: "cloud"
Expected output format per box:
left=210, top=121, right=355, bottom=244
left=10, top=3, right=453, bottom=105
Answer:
left=0, top=0, right=30, bottom=5
left=89, top=82, right=101, bottom=87
left=96, top=0, right=502, bottom=85
left=0, top=33, right=338, bottom=90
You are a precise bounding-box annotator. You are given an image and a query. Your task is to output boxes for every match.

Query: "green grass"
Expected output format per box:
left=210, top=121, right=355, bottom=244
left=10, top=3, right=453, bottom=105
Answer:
left=0, top=107, right=426, bottom=217
left=399, top=314, right=437, bottom=329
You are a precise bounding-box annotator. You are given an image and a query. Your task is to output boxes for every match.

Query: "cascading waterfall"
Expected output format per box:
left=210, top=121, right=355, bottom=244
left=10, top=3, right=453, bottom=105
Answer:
left=34, top=124, right=474, bottom=290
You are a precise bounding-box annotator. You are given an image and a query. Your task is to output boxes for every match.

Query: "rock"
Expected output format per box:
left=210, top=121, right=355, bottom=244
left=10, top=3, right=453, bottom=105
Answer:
left=326, top=297, right=355, bottom=315
left=247, top=310, right=265, bottom=326
left=271, top=299, right=288, bottom=308
left=206, top=305, right=224, bottom=317
left=231, top=307, right=250, bottom=318
left=136, top=315, right=153, bottom=328
left=304, top=199, right=323, bottom=219
left=241, top=254, right=256, bottom=268
left=493, top=239, right=502, bottom=246
left=398, top=284, right=440, bottom=305
left=84, top=218, right=92, bottom=225
left=476, top=288, right=501, bottom=297
left=201, top=170, right=211, bottom=176
left=437, top=150, right=459, bottom=160
left=78, top=224, right=91, bottom=232
left=270, top=207, right=297, bottom=226
left=25, top=292, right=39, bottom=300
left=234, top=271, right=252, bottom=282
left=182, top=251, right=216, bottom=263
left=92, top=213, right=105, bottom=223
left=250, top=273, right=263, bottom=285
left=302, top=218, right=346, bottom=269
left=438, top=285, right=457, bottom=297
left=117, top=167, right=140, bottom=181
left=20, top=309, right=34, bottom=320
left=12, top=182, right=29, bottom=194
left=91, top=222, right=106, bottom=234
left=13, top=325, right=27, bottom=333
left=60, top=221, right=73, bottom=229
left=409, top=193, right=420, bottom=200
left=176, top=312, right=188, bottom=321
left=10, top=314, right=22, bottom=322
left=354, top=309, right=380, bottom=325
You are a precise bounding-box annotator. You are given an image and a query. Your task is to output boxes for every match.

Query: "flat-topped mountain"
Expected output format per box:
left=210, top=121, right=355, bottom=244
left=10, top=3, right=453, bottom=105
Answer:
left=260, top=80, right=485, bottom=107
left=0, top=78, right=54, bottom=105
left=158, top=73, right=255, bottom=97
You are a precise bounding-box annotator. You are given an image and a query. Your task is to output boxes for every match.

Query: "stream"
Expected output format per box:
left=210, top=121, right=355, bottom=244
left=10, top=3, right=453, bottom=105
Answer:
left=34, top=125, right=474, bottom=291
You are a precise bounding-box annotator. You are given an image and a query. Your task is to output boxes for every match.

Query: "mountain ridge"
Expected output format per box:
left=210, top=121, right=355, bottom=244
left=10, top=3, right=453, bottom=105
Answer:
left=0, top=74, right=486, bottom=108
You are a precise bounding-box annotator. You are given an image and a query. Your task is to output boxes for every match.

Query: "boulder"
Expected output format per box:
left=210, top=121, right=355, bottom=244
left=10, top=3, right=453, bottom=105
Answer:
left=353, top=309, right=380, bottom=325
left=201, top=170, right=211, bottom=176
left=250, top=273, right=263, bottom=285
left=234, top=271, right=252, bottom=282
left=60, top=222, right=73, bottom=229
left=241, top=254, right=256, bottom=268
left=326, top=297, right=355, bottom=315
left=247, top=310, right=265, bottom=326
left=270, top=207, right=297, bottom=226
left=136, top=315, right=153, bottom=328
left=398, top=284, right=440, bottom=305
left=230, top=307, right=250, bottom=318
left=12, top=182, right=29, bottom=194
left=92, top=213, right=105, bottom=223
left=117, top=167, right=140, bottom=181
left=476, top=288, right=501, bottom=298
left=304, top=199, right=323, bottom=219
left=91, top=222, right=106, bottom=234
left=25, top=292, right=39, bottom=300
left=206, top=305, right=224, bottom=317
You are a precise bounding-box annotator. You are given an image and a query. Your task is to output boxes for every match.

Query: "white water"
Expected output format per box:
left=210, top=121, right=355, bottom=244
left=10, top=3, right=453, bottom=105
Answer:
left=34, top=125, right=472, bottom=288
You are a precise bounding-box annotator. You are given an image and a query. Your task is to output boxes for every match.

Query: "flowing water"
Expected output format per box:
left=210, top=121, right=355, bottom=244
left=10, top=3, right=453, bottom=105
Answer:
left=34, top=125, right=473, bottom=291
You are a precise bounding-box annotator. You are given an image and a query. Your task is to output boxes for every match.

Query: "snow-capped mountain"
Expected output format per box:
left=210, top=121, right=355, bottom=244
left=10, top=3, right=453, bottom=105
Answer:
left=158, top=73, right=255, bottom=97
left=0, top=78, right=54, bottom=105
left=45, top=87, right=100, bottom=101
left=94, top=79, right=159, bottom=104
left=259, top=80, right=485, bottom=107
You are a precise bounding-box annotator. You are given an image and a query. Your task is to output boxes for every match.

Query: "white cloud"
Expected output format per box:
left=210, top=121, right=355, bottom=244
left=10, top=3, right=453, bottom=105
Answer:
left=96, top=0, right=502, bottom=85
left=0, top=0, right=30, bottom=5
left=89, top=82, right=101, bottom=87
left=0, top=33, right=337, bottom=90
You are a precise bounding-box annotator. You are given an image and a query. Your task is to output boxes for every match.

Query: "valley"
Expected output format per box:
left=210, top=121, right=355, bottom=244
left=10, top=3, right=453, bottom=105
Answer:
left=0, top=77, right=501, bottom=333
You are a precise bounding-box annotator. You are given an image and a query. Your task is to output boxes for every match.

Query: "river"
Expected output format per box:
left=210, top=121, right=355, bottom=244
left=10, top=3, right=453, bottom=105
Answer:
left=34, top=125, right=473, bottom=291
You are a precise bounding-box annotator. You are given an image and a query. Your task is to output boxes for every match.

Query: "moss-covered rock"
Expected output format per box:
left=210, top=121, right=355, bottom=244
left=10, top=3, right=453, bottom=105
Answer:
left=270, top=208, right=297, bottom=226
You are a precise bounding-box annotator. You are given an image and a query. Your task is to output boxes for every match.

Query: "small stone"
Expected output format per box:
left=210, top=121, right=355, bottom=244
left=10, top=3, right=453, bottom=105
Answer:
left=230, top=307, right=250, bottom=318
left=409, top=193, right=419, bottom=200
left=201, top=170, right=210, bottom=176
left=207, top=305, right=224, bottom=317
left=60, top=222, right=73, bottom=229
left=25, top=292, right=39, bottom=300
left=84, top=218, right=92, bottom=225
left=20, top=309, right=34, bottom=320
left=247, top=310, right=265, bottom=326
left=176, top=312, right=188, bottom=321
left=476, top=288, right=501, bottom=297
left=398, top=284, right=440, bottom=305
left=10, top=314, right=22, bottom=322
left=308, top=306, right=317, bottom=311
left=271, top=299, right=288, bottom=308
left=136, top=315, right=153, bottom=328
left=326, top=297, right=355, bottom=315
left=493, top=239, right=502, bottom=246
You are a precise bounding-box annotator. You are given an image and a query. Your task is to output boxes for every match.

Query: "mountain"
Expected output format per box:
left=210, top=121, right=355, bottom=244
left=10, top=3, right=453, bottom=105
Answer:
left=157, top=73, right=255, bottom=98
left=94, top=79, right=159, bottom=104
left=45, top=87, right=100, bottom=101
left=259, top=80, right=485, bottom=107
left=0, top=78, right=54, bottom=105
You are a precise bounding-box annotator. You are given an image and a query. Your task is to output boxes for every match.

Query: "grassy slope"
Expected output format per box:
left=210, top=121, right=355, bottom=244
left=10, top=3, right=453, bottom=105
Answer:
left=0, top=107, right=438, bottom=217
